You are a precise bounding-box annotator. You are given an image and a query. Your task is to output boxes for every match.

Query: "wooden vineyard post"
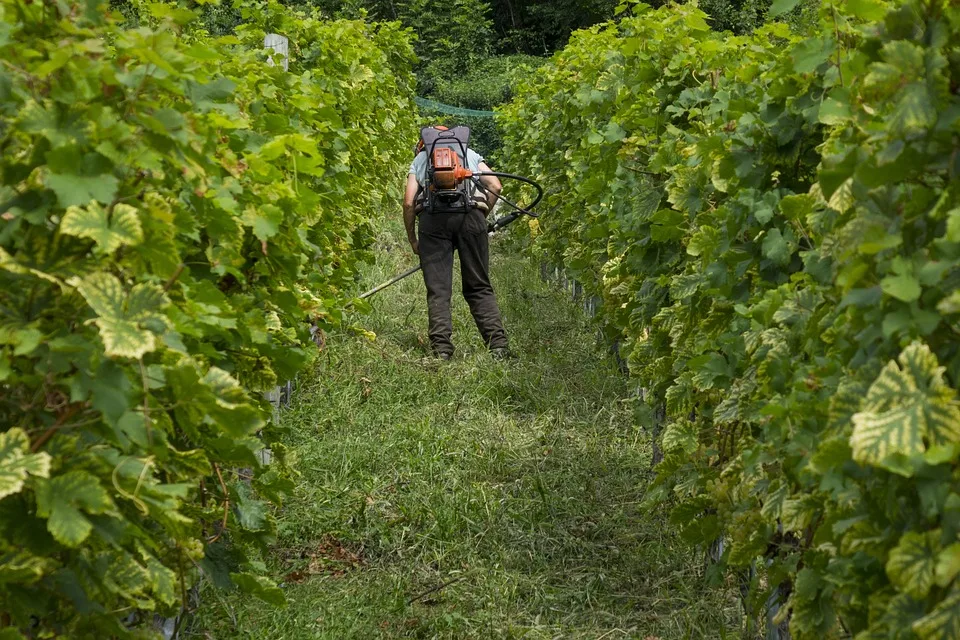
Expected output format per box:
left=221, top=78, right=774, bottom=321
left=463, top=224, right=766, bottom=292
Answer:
left=260, top=32, right=292, bottom=465
left=263, top=33, right=289, bottom=71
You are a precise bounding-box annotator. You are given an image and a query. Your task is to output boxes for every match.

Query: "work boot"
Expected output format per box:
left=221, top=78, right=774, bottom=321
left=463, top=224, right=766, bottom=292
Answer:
left=435, top=351, right=453, bottom=361
left=490, top=347, right=516, bottom=361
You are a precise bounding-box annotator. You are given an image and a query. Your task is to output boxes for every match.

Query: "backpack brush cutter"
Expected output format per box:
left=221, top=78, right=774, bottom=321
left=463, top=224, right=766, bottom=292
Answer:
left=359, top=130, right=543, bottom=300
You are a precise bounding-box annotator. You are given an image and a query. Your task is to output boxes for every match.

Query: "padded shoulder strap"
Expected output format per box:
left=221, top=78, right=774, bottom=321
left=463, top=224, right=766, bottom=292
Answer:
left=420, top=126, right=470, bottom=150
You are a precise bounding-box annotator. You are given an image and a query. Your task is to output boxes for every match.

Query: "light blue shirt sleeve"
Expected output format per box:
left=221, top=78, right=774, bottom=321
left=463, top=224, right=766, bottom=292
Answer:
left=409, top=153, right=427, bottom=186
left=467, top=149, right=485, bottom=171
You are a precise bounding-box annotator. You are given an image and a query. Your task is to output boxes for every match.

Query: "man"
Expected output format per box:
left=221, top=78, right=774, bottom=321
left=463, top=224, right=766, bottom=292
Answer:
left=402, top=126, right=512, bottom=360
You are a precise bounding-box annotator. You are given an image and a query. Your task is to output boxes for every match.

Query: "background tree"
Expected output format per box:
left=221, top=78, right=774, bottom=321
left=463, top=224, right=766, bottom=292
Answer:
left=485, top=0, right=618, bottom=54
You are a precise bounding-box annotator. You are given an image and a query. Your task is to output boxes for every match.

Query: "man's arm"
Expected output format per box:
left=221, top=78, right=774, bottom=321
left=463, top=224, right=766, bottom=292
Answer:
left=477, top=162, right=501, bottom=213
left=402, top=173, right=420, bottom=255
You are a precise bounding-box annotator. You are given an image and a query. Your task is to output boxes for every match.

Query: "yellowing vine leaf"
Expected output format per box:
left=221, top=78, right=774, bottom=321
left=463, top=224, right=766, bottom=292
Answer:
left=101, top=551, right=151, bottom=598
left=938, top=544, right=960, bottom=588
left=60, top=201, right=143, bottom=254
left=0, top=428, right=51, bottom=501
left=35, top=471, right=114, bottom=547
left=886, top=530, right=940, bottom=599
left=851, top=342, right=960, bottom=476
left=661, top=419, right=698, bottom=454
left=143, top=552, right=178, bottom=606
left=0, top=550, right=55, bottom=587
left=74, top=273, right=170, bottom=359
left=913, top=589, right=960, bottom=640
left=0, top=247, right=67, bottom=289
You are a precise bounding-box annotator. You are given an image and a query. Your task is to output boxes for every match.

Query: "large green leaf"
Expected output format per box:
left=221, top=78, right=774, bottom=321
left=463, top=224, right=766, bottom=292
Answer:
left=45, top=173, right=119, bottom=207
left=686, top=225, right=719, bottom=258
left=882, top=274, right=922, bottom=302
left=74, top=273, right=170, bottom=359
left=203, top=367, right=267, bottom=435
left=846, top=0, right=887, bottom=20
left=35, top=471, right=114, bottom=547
left=762, top=228, right=792, bottom=265
left=768, top=0, right=800, bottom=17
left=242, top=203, right=284, bottom=241
left=230, top=572, right=286, bottom=606
left=60, top=201, right=143, bottom=253
left=887, top=531, right=941, bottom=599
left=167, top=360, right=266, bottom=437
left=792, top=36, right=833, bottom=74
left=851, top=342, right=960, bottom=475
left=0, top=428, right=51, bottom=500
left=233, top=481, right=268, bottom=531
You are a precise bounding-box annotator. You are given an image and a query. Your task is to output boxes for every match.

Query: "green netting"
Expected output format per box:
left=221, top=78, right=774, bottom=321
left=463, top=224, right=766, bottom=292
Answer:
left=415, top=96, right=497, bottom=118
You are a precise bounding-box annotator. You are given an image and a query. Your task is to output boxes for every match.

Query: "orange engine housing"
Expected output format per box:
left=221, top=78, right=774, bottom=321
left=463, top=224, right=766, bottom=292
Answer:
left=431, top=147, right=473, bottom=190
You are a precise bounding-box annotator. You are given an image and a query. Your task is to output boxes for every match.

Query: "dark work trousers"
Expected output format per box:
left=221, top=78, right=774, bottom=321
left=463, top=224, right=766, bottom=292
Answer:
left=418, top=206, right=509, bottom=356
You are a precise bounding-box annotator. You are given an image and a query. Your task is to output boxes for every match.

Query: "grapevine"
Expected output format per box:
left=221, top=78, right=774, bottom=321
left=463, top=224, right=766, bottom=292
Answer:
left=501, top=1, right=960, bottom=636
left=0, top=0, right=415, bottom=636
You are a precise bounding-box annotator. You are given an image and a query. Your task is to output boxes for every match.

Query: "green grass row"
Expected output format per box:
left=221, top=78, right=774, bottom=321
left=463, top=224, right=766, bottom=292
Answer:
left=187, top=222, right=739, bottom=639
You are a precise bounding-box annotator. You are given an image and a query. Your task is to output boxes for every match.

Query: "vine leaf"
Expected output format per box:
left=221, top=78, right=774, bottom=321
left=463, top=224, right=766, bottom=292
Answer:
left=0, top=550, right=55, bottom=587
left=769, top=0, right=800, bottom=17
left=234, top=481, right=268, bottom=531
left=60, top=201, right=143, bottom=254
left=873, top=592, right=927, bottom=638
left=662, top=419, right=698, bottom=454
left=35, top=470, right=114, bottom=547
left=102, top=551, right=150, bottom=597
left=74, top=273, right=170, bottom=359
left=242, top=203, right=283, bottom=241
left=891, top=84, right=936, bottom=135
left=913, top=589, right=960, bottom=640
left=143, top=552, right=178, bottom=606
left=847, top=0, right=887, bottom=21
left=0, top=428, right=51, bottom=501
left=167, top=361, right=265, bottom=438
left=762, top=228, right=792, bottom=265
left=938, top=544, right=960, bottom=588
left=851, top=342, right=960, bottom=476
left=881, top=274, right=921, bottom=303
left=886, top=530, right=940, bottom=599
left=882, top=258, right=922, bottom=303
left=45, top=173, right=119, bottom=207
left=0, top=247, right=67, bottom=289
left=230, top=572, right=286, bottom=607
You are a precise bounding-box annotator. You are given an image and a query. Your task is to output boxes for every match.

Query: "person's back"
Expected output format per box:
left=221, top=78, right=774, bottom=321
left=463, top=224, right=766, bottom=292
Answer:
left=402, top=126, right=512, bottom=360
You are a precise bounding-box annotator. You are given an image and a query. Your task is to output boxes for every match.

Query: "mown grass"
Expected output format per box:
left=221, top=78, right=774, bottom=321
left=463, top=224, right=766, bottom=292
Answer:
left=186, top=221, right=740, bottom=639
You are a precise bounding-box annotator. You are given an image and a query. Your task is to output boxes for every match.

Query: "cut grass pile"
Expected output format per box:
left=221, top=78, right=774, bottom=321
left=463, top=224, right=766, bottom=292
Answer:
left=187, top=222, right=740, bottom=639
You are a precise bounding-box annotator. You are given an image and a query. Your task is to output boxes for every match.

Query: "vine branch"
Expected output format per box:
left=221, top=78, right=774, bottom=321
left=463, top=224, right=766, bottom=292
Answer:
left=30, top=404, right=83, bottom=452
left=207, top=464, right=231, bottom=544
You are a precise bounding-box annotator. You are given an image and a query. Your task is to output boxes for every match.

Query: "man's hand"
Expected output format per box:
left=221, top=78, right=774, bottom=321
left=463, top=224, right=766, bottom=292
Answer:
left=409, top=236, right=419, bottom=255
